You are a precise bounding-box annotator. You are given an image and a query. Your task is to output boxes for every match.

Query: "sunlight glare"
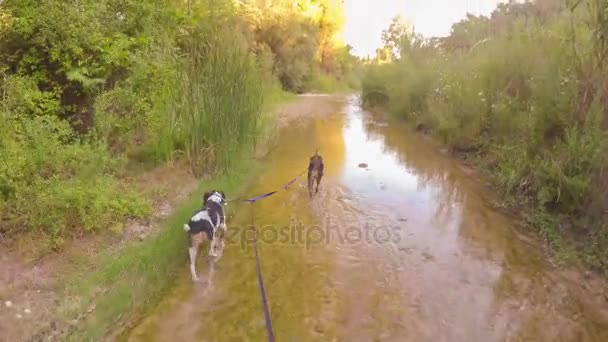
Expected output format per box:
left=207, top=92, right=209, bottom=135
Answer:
left=343, top=0, right=505, bottom=57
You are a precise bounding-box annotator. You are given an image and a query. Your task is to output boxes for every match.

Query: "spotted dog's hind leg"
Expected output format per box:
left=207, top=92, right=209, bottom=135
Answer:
left=208, top=228, right=218, bottom=258
left=189, top=246, right=199, bottom=282
left=189, top=233, right=204, bottom=282
left=215, top=223, right=226, bottom=259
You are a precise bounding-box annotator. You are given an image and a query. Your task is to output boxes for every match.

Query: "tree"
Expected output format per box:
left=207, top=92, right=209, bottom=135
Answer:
left=381, top=15, right=410, bottom=60
left=241, top=0, right=355, bottom=92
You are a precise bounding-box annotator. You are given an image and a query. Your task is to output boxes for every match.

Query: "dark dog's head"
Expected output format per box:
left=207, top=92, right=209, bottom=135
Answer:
left=203, top=190, right=226, bottom=206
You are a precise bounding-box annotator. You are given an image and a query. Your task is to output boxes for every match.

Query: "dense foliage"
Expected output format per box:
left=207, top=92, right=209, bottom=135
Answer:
left=0, top=0, right=358, bottom=245
left=361, top=0, right=608, bottom=269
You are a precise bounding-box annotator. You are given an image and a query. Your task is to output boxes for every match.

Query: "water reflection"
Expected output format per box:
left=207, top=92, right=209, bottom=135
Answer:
left=339, top=96, right=608, bottom=341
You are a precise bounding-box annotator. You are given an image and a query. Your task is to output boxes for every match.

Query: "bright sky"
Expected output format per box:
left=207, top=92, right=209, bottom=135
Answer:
left=343, top=0, right=504, bottom=57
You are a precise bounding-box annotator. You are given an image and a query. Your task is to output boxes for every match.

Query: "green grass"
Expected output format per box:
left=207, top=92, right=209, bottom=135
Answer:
left=265, top=86, right=296, bottom=111
left=360, top=1, right=608, bottom=271
left=308, top=72, right=358, bottom=94
left=61, top=155, right=260, bottom=341
left=154, top=28, right=265, bottom=176
left=59, top=89, right=296, bottom=341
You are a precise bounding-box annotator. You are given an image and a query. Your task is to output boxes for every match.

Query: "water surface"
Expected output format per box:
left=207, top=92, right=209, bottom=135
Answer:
left=127, top=96, right=608, bottom=342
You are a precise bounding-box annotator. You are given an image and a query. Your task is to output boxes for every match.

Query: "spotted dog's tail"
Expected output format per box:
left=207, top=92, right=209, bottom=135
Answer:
left=183, top=224, right=191, bottom=232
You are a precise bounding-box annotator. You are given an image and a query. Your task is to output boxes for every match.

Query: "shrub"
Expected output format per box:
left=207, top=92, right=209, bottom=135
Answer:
left=361, top=0, right=608, bottom=268
left=0, top=82, right=150, bottom=245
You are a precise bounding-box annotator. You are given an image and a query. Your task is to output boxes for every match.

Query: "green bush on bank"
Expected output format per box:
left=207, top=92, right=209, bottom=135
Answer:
left=0, top=0, right=177, bottom=243
left=0, top=76, right=150, bottom=246
left=0, top=0, right=359, bottom=244
left=361, top=0, right=608, bottom=269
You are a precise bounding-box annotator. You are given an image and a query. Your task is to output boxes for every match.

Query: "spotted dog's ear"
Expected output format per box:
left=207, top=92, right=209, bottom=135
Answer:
left=202, top=191, right=212, bottom=206
left=220, top=191, right=226, bottom=203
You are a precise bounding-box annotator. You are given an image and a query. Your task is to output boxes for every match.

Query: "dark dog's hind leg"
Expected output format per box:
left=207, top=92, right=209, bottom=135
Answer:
left=308, top=175, right=314, bottom=198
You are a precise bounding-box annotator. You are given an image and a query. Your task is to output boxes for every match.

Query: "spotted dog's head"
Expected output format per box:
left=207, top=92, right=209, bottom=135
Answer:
left=203, top=190, right=226, bottom=206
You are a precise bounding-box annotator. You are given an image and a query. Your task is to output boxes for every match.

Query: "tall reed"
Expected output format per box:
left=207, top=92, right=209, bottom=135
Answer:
left=156, top=28, right=265, bottom=176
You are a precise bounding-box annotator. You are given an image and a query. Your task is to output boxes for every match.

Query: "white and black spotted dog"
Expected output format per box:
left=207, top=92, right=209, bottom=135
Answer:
left=183, top=190, right=227, bottom=282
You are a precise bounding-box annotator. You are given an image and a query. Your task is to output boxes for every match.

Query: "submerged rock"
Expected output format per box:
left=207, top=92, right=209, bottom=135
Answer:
left=358, top=163, right=368, bottom=168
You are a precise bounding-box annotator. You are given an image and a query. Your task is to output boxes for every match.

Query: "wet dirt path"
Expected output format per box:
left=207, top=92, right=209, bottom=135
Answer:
left=125, top=95, right=608, bottom=341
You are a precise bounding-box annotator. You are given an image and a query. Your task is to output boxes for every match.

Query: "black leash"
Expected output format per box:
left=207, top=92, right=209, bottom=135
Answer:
left=250, top=202, right=275, bottom=342
left=220, top=150, right=319, bottom=342
left=225, top=167, right=308, bottom=204
left=236, top=167, right=308, bottom=342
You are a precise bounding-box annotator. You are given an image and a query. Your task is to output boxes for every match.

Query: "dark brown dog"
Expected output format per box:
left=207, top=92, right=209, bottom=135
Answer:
left=308, top=152, right=324, bottom=198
